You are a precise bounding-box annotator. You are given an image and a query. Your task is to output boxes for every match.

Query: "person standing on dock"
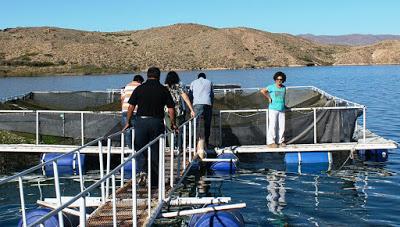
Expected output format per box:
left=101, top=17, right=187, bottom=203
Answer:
left=190, top=73, right=214, bottom=147
left=261, top=71, right=287, bottom=148
left=121, top=74, right=144, bottom=148
left=123, top=67, right=176, bottom=187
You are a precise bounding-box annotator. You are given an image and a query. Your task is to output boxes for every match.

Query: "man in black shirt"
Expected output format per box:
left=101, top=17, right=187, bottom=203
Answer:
left=123, top=67, right=176, bottom=187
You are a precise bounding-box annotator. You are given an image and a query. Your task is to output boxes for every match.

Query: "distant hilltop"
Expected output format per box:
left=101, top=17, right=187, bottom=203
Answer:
left=298, top=34, right=400, bottom=46
left=1, top=23, right=400, bottom=76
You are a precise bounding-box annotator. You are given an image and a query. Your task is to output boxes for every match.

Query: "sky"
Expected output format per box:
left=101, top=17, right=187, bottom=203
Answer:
left=1, top=0, right=400, bottom=35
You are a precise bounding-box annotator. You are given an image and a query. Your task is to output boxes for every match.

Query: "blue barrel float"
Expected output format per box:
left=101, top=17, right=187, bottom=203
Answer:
left=358, top=149, right=388, bottom=162
left=18, top=208, right=78, bottom=227
left=41, top=153, right=86, bottom=176
left=189, top=207, right=245, bottom=227
left=210, top=153, right=238, bottom=174
left=285, top=152, right=332, bottom=174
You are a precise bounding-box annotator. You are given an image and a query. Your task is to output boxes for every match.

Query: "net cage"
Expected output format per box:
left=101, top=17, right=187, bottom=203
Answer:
left=0, top=91, right=122, bottom=145
left=207, top=87, right=363, bottom=147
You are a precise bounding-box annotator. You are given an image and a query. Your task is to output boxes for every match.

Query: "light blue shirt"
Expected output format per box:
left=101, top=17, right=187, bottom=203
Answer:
left=267, top=84, right=286, bottom=111
left=190, top=78, right=214, bottom=105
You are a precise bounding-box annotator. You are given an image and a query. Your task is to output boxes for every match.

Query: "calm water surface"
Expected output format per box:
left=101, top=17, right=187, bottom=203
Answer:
left=0, top=65, right=399, bottom=226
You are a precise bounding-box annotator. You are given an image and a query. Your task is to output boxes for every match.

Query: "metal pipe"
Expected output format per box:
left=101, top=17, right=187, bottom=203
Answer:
left=76, top=150, right=85, bottom=192
left=158, top=137, right=163, bottom=203
left=81, top=112, right=84, bottom=146
left=219, top=111, right=222, bottom=146
left=53, top=161, right=65, bottom=227
left=36, top=111, right=39, bottom=145
left=183, top=124, right=186, bottom=170
left=98, top=141, right=105, bottom=203
left=18, top=177, right=27, bottom=227
left=162, top=136, right=166, bottom=199
left=106, top=138, right=111, bottom=198
left=147, top=147, right=151, bottom=217
left=193, top=117, right=197, bottom=155
left=131, top=154, right=137, bottom=227
left=120, top=133, right=125, bottom=187
left=363, top=107, right=366, bottom=143
left=112, top=174, right=117, bottom=227
left=189, top=121, right=192, bottom=162
left=79, top=197, right=86, bottom=227
left=313, top=108, right=317, bottom=144
left=170, top=132, right=174, bottom=187
left=265, top=110, right=269, bottom=145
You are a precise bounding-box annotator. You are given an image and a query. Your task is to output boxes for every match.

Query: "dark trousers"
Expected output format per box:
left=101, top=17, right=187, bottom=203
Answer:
left=194, top=104, right=212, bottom=145
left=122, top=112, right=137, bottom=148
left=134, top=117, right=164, bottom=187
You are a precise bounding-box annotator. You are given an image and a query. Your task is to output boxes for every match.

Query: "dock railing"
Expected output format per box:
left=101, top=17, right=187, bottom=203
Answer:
left=218, top=86, right=366, bottom=146
left=0, top=116, right=198, bottom=227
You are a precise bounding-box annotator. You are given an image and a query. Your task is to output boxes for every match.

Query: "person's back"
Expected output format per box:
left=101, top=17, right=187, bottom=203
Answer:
left=190, top=76, right=213, bottom=105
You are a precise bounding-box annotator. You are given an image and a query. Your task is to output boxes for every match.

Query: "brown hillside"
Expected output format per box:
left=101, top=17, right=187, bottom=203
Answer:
left=0, top=24, right=399, bottom=77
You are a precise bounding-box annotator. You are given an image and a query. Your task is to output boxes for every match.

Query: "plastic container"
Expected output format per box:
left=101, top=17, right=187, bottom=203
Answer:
left=210, top=153, right=238, bottom=174
left=18, top=208, right=77, bottom=227
left=284, top=152, right=332, bottom=164
left=41, top=153, right=86, bottom=176
left=189, top=208, right=245, bottom=227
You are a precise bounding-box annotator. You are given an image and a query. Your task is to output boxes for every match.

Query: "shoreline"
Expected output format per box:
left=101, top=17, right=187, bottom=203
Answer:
left=1, top=63, right=399, bottom=78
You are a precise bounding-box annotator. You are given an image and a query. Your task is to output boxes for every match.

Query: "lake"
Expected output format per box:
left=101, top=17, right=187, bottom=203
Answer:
left=0, top=65, right=399, bottom=226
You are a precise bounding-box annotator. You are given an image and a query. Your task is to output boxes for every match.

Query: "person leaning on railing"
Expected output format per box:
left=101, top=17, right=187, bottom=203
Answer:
left=123, top=66, right=177, bottom=187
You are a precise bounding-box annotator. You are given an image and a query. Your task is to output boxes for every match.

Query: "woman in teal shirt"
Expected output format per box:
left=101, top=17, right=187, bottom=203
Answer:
left=260, top=71, right=287, bottom=148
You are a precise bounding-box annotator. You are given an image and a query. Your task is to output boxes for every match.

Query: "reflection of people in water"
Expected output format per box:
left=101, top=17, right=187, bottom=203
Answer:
left=266, top=171, right=286, bottom=215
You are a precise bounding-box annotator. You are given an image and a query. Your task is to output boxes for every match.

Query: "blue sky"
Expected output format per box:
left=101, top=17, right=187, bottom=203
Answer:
left=1, top=0, right=399, bottom=35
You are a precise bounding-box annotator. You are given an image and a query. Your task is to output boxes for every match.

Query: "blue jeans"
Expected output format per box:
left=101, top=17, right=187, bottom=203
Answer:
left=122, top=112, right=137, bottom=149
left=194, top=104, right=212, bottom=145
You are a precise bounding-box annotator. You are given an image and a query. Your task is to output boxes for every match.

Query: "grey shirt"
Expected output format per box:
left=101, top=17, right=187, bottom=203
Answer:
left=190, top=78, right=214, bottom=105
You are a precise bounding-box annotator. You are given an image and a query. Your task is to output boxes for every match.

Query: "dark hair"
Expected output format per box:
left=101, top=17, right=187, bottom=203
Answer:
left=165, top=71, right=180, bottom=87
left=147, top=67, right=161, bottom=79
left=133, top=75, right=144, bottom=83
left=198, top=73, right=206, bottom=79
left=273, top=71, right=286, bottom=83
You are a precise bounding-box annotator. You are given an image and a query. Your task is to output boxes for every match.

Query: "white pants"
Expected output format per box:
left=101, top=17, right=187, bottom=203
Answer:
left=267, top=109, right=285, bottom=144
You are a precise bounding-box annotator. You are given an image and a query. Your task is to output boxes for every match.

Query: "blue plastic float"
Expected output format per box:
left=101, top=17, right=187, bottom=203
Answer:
left=18, top=208, right=77, bottom=227
left=210, top=153, right=238, bottom=174
left=189, top=208, right=245, bottom=227
left=285, top=152, right=332, bottom=174
left=358, top=149, right=388, bottom=162
left=41, top=153, right=86, bottom=176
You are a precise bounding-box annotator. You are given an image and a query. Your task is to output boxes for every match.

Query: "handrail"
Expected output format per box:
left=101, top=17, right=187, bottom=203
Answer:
left=3, top=113, right=198, bottom=227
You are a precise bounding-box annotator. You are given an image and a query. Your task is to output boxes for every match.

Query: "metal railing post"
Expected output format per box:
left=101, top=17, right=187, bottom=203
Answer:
left=266, top=110, right=269, bottom=145
left=120, top=133, right=125, bottom=187
left=158, top=137, right=163, bottom=203
left=189, top=121, right=192, bottom=162
left=98, top=141, right=106, bottom=203
left=106, top=138, right=111, bottom=198
left=313, top=108, right=317, bottom=144
left=53, top=161, right=65, bottom=227
left=193, top=117, right=197, bottom=155
left=219, top=111, right=222, bottom=146
left=18, top=177, right=27, bottom=227
left=183, top=125, right=187, bottom=170
left=131, top=155, right=137, bottom=227
left=76, top=150, right=85, bottom=192
left=147, top=147, right=151, bottom=217
left=112, top=174, right=117, bottom=227
left=170, top=132, right=174, bottom=187
left=81, top=112, right=84, bottom=146
left=36, top=111, right=39, bottom=145
left=79, top=197, right=86, bottom=227
left=363, top=107, right=366, bottom=143
left=162, top=135, right=166, bottom=199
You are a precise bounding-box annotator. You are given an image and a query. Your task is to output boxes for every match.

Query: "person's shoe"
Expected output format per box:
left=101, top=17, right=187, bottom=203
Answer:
left=279, top=143, right=287, bottom=147
left=267, top=143, right=278, bottom=148
left=137, top=172, right=147, bottom=187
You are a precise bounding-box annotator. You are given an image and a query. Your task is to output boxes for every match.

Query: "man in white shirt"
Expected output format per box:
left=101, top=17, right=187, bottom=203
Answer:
left=190, top=73, right=214, bottom=147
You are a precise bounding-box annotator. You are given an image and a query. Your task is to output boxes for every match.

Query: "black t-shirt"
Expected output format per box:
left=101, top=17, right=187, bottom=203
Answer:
left=128, top=79, right=174, bottom=119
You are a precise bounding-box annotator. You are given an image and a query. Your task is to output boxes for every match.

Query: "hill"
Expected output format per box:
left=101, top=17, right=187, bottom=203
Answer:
left=0, top=24, right=399, bottom=76
left=298, top=34, right=400, bottom=46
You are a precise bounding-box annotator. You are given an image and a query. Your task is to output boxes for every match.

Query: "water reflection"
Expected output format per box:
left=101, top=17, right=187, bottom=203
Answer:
left=266, top=170, right=286, bottom=215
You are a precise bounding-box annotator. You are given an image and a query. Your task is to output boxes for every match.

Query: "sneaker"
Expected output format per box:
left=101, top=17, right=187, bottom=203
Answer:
left=267, top=143, right=278, bottom=148
left=279, top=143, right=287, bottom=147
left=137, top=172, right=147, bottom=187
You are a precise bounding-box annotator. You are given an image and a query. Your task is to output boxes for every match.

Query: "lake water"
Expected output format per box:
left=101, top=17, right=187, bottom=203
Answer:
left=0, top=65, right=399, bottom=226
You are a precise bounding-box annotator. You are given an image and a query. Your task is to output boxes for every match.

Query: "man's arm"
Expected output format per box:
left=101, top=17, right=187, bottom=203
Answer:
left=122, top=104, right=136, bottom=131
